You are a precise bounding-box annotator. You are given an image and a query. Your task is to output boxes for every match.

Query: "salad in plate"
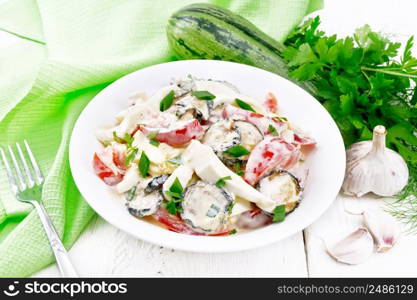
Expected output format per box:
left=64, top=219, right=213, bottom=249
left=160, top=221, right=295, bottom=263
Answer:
left=93, top=76, right=316, bottom=236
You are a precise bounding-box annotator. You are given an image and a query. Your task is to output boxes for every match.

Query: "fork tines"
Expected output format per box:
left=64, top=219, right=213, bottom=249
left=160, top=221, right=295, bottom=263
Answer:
left=0, top=140, right=44, bottom=193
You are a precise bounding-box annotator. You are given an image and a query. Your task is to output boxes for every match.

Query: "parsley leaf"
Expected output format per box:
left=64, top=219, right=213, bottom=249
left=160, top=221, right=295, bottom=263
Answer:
left=223, top=145, right=250, bottom=157
left=138, top=151, right=150, bottom=177
left=159, top=90, right=175, bottom=112
left=113, top=131, right=133, bottom=147
left=169, top=177, right=183, bottom=194
left=284, top=16, right=417, bottom=230
left=191, top=90, right=216, bottom=100
left=149, top=139, right=160, bottom=147
left=229, top=229, right=237, bottom=235
left=272, top=205, right=286, bottom=222
left=268, top=124, right=279, bottom=136
left=233, top=162, right=244, bottom=176
left=215, top=176, right=232, bottom=188
left=165, top=178, right=184, bottom=215
left=124, top=147, right=138, bottom=166
left=235, top=98, right=256, bottom=112
left=147, top=130, right=160, bottom=147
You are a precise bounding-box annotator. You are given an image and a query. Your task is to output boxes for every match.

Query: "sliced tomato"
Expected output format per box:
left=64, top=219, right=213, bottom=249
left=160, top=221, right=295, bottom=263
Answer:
left=153, top=209, right=231, bottom=236
left=264, top=92, right=278, bottom=113
left=93, top=153, right=123, bottom=186
left=236, top=207, right=272, bottom=230
left=244, top=137, right=301, bottom=185
left=223, top=105, right=284, bottom=135
left=141, top=119, right=204, bottom=147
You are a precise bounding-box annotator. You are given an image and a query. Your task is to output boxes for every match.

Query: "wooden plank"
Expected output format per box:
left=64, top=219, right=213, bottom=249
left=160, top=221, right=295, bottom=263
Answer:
left=34, top=215, right=308, bottom=277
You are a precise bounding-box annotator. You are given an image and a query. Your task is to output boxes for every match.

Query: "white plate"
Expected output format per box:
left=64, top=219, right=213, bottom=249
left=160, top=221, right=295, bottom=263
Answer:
left=70, top=60, right=345, bottom=253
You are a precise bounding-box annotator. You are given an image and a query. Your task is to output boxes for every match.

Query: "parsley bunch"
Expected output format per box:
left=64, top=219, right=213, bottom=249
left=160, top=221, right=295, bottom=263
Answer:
left=283, top=17, right=417, bottom=230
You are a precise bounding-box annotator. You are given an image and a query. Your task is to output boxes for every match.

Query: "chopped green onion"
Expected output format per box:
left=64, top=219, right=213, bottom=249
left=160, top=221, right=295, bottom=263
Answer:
left=138, top=151, right=150, bottom=177
left=191, top=90, right=216, bottom=100
left=223, top=145, right=250, bottom=157
left=215, top=176, right=232, bottom=188
left=268, top=124, right=279, bottom=136
left=235, top=98, right=256, bottom=112
left=159, top=90, right=175, bottom=112
left=272, top=205, right=286, bottom=222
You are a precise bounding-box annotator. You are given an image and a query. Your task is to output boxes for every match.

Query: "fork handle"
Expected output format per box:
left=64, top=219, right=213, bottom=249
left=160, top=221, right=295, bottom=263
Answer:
left=32, top=201, right=78, bottom=277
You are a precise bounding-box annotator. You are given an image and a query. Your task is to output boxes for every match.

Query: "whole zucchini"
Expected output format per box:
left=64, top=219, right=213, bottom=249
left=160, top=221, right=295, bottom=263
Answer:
left=166, top=3, right=314, bottom=93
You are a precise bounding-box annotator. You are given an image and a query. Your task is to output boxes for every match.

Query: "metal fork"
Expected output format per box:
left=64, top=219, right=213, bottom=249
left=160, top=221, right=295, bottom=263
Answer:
left=0, top=140, right=78, bottom=277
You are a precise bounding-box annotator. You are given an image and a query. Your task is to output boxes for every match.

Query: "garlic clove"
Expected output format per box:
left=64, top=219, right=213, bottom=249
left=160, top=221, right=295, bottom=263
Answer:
left=327, top=228, right=374, bottom=265
left=363, top=209, right=401, bottom=252
left=342, top=125, right=409, bottom=197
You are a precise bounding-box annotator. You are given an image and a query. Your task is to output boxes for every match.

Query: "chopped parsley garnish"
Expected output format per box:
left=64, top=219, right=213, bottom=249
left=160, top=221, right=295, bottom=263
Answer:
left=165, top=178, right=184, bottom=215
left=169, top=177, right=183, bottom=194
left=191, top=90, right=216, bottom=100
left=268, top=124, right=279, bottom=136
left=147, top=130, right=160, bottom=147
left=272, top=205, right=286, bottom=222
left=229, top=229, right=237, bottom=235
left=138, top=151, right=150, bottom=177
left=149, top=139, right=160, bottom=147
left=124, top=147, right=138, bottom=166
left=147, top=131, right=158, bottom=139
left=223, top=145, right=250, bottom=157
left=113, top=131, right=133, bottom=147
left=159, top=90, right=175, bottom=112
left=234, top=162, right=244, bottom=176
left=215, top=176, right=232, bottom=188
left=166, top=199, right=183, bottom=215
left=235, top=98, right=256, bottom=112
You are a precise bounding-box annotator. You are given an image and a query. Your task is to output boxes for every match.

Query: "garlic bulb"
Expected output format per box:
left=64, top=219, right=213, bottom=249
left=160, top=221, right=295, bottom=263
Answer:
left=342, top=125, right=409, bottom=197
left=363, top=209, right=401, bottom=252
left=327, top=228, right=374, bottom=265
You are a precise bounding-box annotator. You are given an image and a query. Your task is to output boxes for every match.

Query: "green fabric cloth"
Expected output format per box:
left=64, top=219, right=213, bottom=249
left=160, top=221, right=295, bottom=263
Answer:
left=0, top=0, right=322, bottom=277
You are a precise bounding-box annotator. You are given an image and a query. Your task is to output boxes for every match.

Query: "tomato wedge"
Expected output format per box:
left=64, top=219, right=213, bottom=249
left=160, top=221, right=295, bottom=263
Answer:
left=244, top=137, right=301, bottom=185
left=263, top=92, right=278, bottom=113
left=93, top=153, right=123, bottom=186
left=153, top=209, right=231, bottom=236
left=141, top=119, right=204, bottom=147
